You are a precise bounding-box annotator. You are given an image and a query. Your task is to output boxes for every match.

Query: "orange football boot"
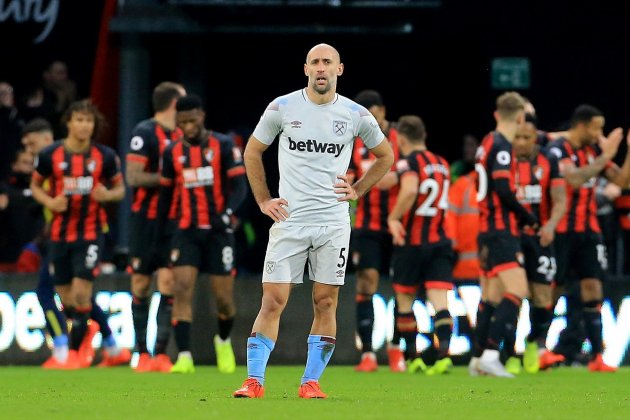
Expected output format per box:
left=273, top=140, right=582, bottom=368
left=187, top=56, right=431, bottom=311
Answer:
left=539, top=350, right=565, bottom=370
left=134, top=352, right=153, bottom=372
left=152, top=354, right=174, bottom=373
left=387, top=346, right=406, bottom=372
left=78, top=321, right=100, bottom=368
left=233, top=378, right=265, bottom=398
left=98, top=348, right=132, bottom=367
left=354, top=352, right=378, bottom=372
left=588, top=354, right=617, bottom=372
left=298, top=381, right=327, bottom=399
left=42, top=350, right=81, bottom=370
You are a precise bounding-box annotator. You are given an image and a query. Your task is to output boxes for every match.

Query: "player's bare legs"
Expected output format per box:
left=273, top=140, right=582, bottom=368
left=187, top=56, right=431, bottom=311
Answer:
left=251, top=283, right=291, bottom=341
left=310, top=282, right=339, bottom=336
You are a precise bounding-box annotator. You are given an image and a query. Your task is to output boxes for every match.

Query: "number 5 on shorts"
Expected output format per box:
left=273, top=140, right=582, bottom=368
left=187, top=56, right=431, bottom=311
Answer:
left=337, top=247, right=347, bottom=268
left=85, top=244, right=99, bottom=269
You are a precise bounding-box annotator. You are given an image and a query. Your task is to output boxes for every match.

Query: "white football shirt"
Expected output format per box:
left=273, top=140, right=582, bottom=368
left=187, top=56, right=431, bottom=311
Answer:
left=253, top=88, right=385, bottom=226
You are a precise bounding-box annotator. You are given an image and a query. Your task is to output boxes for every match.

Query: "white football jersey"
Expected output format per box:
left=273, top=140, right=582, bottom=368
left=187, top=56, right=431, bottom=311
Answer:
left=253, top=88, right=385, bottom=226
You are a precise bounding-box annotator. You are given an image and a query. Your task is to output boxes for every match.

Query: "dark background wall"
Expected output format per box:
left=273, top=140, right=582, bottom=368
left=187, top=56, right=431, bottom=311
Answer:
left=2, top=0, right=630, bottom=162
left=138, top=0, right=630, bottom=163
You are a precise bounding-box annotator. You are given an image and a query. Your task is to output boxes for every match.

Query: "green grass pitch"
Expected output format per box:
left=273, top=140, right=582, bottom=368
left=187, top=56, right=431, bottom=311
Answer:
left=2, top=366, right=629, bottom=419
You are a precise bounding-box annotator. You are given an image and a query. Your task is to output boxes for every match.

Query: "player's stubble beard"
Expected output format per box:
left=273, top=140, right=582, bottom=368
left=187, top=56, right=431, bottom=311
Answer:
left=312, top=77, right=334, bottom=96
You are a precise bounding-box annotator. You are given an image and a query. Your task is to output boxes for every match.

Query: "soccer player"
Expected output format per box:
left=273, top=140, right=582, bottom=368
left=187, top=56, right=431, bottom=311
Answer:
left=503, top=113, right=566, bottom=374
left=157, top=94, right=247, bottom=374
left=542, top=105, right=630, bottom=372
left=233, top=43, right=393, bottom=399
left=386, top=115, right=455, bottom=376
left=30, top=100, right=130, bottom=368
left=125, top=81, right=185, bottom=372
left=23, top=118, right=129, bottom=369
left=472, top=92, right=538, bottom=378
left=348, top=89, right=404, bottom=372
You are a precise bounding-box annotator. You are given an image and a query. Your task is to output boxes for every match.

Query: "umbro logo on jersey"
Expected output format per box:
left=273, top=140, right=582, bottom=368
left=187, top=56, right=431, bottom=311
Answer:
left=178, top=156, right=187, bottom=163
left=288, top=137, right=344, bottom=157
left=290, top=120, right=302, bottom=128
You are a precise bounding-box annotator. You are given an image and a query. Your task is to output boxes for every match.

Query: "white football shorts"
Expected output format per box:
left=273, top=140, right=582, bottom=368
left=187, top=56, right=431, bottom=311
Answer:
left=262, top=223, right=351, bottom=285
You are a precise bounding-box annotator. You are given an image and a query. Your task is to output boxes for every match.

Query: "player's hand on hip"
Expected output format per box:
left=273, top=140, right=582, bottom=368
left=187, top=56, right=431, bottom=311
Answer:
left=334, top=174, right=358, bottom=202
left=260, top=198, right=289, bottom=222
left=388, top=219, right=406, bottom=246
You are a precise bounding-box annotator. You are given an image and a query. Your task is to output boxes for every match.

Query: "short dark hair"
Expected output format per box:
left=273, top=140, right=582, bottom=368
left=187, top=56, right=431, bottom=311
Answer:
left=570, top=104, right=603, bottom=128
left=354, top=90, right=383, bottom=109
left=152, top=81, right=184, bottom=113
left=525, top=113, right=538, bottom=127
left=176, top=94, right=203, bottom=112
left=397, top=115, right=426, bottom=143
left=22, top=118, right=53, bottom=136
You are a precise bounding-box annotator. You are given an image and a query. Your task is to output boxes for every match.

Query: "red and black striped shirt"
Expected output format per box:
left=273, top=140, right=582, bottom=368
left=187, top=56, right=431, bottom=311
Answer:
left=395, top=149, right=450, bottom=246
left=33, top=141, right=122, bottom=242
left=161, top=132, right=245, bottom=230
left=548, top=138, right=613, bottom=233
left=126, top=119, right=183, bottom=220
left=514, top=149, right=564, bottom=233
left=476, top=131, right=519, bottom=236
left=350, top=126, right=400, bottom=232
left=615, top=189, right=630, bottom=230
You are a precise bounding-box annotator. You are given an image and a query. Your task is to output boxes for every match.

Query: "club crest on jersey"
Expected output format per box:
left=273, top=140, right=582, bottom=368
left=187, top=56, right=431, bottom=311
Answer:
left=533, top=165, right=543, bottom=180
left=171, top=249, right=180, bottom=263
left=265, top=261, right=276, bottom=274
left=178, top=155, right=187, bottom=163
left=86, top=159, right=96, bottom=173
left=58, top=161, right=68, bottom=170
left=290, top=120, right=302, bottom=128
left=204, top=148, right=214, bottom=162
left=475, top=149, right=485, bottom=161
left=396, top=159, right=409, bottom=172
left=333, top=120, right=347, bottom=136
